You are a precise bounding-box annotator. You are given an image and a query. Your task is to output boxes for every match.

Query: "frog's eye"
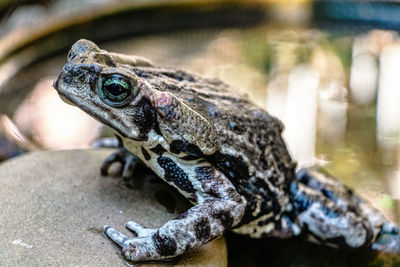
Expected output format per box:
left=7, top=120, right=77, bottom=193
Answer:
left=98, top=74, right=136, bottom=107
left=103, top=75, right=130, bottom=101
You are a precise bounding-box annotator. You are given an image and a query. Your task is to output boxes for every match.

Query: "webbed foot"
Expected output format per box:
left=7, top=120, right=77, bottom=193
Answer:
left=100, top=148, right=141, bottom=182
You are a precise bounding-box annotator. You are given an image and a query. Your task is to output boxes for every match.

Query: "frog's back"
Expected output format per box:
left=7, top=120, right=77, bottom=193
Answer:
left=133, top=66, right=296, bottom=225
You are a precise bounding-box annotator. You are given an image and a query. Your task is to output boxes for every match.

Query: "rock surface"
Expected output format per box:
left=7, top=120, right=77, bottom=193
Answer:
left=0, top=149, right=227, bottom=266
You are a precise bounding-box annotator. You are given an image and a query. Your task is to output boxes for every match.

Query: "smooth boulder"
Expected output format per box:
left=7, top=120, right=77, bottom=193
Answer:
left=0, top=149, right=227, bottom=266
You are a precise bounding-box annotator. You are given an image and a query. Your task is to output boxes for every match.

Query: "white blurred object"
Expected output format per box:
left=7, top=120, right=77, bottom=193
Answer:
left=283, top=65, right=319, bottom=167
left=266, top=75, right=288, bottom=120
left=349, top=31, right=396, bottom=106
left=390, top=149, right=400, bottom=200
left=318, top=81, right=348, bottom=143
left=350, top=51, right=378, bottom=105
left=14, top=78, right=102, bottom=149
left=389, top=171, right=400, bottom=200
left=377, top=44, right=400, bottom=150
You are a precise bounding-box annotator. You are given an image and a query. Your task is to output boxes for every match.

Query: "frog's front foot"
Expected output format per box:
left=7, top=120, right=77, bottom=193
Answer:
left=103, top=222, right=163, bottom=261
left=100, top=148, right=141, bottom=181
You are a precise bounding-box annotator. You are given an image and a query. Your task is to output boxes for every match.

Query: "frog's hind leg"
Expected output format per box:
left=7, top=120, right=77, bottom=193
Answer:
left=287, top=166, right=399, bottom=252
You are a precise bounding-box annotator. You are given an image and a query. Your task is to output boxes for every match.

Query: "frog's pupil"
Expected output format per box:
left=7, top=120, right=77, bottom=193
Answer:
left=102, top=76, right=131, bottom=102
left=106, top=82, right=125, bottom=97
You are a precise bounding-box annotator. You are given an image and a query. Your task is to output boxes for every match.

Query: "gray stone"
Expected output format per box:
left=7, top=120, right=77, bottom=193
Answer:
left=0, top=149, right=227, bottom=266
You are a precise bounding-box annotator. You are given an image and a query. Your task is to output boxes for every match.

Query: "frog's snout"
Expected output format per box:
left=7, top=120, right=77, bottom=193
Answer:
left=52, top=73, right=75, bottom=107
left=52, top=73, right=61, bottom=90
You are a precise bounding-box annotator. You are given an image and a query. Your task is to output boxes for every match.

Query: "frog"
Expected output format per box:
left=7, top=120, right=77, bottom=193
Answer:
left=53, top=39, right=400, bottom=262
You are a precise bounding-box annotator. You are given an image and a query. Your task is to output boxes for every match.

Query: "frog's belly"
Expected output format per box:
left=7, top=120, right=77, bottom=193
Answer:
left=121, top=130, right=289, bottom=235
left=121, top=131, right=225, bottom=204
left=233, top=212, right=277, bottom=237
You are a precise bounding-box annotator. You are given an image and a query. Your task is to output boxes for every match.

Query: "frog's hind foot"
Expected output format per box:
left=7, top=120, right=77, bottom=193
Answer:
left=287, top=166, right=397, bottom=250
left=103, top=223, right=156, bottom=261
left=372, top=222, right=400, bottom=254
left=103, top=220, right=177, bottom=261
left=101, top=147, right=142, bottom=182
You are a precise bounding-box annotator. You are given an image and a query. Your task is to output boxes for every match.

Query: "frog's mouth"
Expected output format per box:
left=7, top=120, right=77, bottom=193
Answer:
left=59, top=95, right=75, bottom=106
left=53, top=73, right=79, bottom=107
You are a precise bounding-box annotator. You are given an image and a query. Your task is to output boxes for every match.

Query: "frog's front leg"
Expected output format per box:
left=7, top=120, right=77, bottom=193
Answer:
left=104, top=168, right=245, bottom=261
left=100, top=135, right=143, bottom=181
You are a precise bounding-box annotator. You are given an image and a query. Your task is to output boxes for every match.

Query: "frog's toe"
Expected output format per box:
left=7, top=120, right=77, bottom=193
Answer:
left=100, top=148, right=140, bottom=181
left=372, top=230, right=400, bottom=254
left=125, top=220, right=155, bottom=236
left=381, top=222, right=399, bottom=235
left=101, top=152, right=122, bottom=176
left=103, top=225, right=131, bottom=248
left=371, top=222, right=400, bottom=254
left=122, top=244, right=137, bottom=261
left=121, top=154, right=138, bottom=181
left=104, top=224, right=152, bottom=261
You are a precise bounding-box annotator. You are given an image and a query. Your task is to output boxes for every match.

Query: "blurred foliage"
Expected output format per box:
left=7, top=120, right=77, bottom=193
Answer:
left=323, top=34, right=353, bottom=75
left=239, top=28, right=353, bottom=81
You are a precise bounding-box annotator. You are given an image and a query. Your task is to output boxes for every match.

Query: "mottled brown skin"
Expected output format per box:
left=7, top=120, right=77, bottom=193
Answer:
left=54, top=39, right=399, bottom=262
left=118, top=64, right=296, bottom=225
